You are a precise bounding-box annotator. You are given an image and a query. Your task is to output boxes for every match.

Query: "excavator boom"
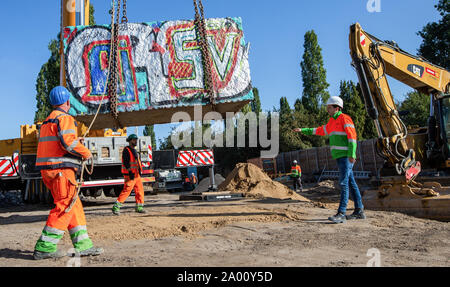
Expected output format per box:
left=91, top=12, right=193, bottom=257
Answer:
left=349, top=23, right=450, bottom=180
left=349, top=23, right=450, bottom=221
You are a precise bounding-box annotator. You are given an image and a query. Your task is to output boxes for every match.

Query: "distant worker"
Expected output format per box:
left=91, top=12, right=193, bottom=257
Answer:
left=294, top=96, right=365, bottom=224
left=190, top=173, right=198, bottom=189
left=112, top=134, right=146, bottom=215
left=33, top=86, right=103, bottom=260
left=290, top=160, right=302, bottom=192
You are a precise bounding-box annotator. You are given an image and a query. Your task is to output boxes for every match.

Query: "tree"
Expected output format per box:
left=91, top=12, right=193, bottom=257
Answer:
left=143, top=125, right=157, bottom=149
left=300, top=30, right=330, bottom=115
left=399, top=91, right=430, bottom=128
left=417, top=0, right=449, bottom=69
left=34, top=4, right=96, bottom=122
left=339, top=80, right=366, bottom=140
left=250, top=87, right=262, bottom=116
left=355, top=84, right=378, bottom=140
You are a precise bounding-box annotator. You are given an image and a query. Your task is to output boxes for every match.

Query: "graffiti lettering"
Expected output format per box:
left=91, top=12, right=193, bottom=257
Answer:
left=63, top=18, right=252, bottom=116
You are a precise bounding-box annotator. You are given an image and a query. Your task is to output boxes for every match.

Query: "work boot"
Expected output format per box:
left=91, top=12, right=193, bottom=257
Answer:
left=135, top=205, right=146, bottom=214
left=33, top=249, right=66, bottom=260
left=69, top=247, right=104, bottom=257
left=328, top=212, right=347, bottom=224
left=346, top=209, right=366, bottom=220
left=112, top=202, right=121, bottom=215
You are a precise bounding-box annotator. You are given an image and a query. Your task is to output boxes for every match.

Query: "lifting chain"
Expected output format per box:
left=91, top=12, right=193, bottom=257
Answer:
left=107, top=0, right=124, bottom=128
left=193, top=0, right=216, bottom=109
left=122, top=0, right=128, bottom=23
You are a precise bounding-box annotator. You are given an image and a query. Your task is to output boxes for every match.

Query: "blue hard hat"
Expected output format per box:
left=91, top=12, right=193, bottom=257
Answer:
left=49, top=86, right=71, bottom=106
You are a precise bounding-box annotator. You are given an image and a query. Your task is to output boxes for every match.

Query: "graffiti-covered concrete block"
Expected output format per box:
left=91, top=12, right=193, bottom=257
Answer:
left=63, top=17, right=253, bottom=128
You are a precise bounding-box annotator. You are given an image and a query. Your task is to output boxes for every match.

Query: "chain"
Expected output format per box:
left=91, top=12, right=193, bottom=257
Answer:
left=108, top=0, right=122, bottom=128
left=193, top=0, right=216, bottom=108
left=122, top=0, right=128, bottom=23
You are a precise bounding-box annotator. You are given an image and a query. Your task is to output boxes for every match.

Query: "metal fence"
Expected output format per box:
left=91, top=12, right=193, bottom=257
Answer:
left=248, top=139, right=385, bottom=180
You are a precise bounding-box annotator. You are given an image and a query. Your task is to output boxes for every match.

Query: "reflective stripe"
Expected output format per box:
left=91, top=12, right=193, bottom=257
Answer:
left=330, top=146, right=348, bottom=151
left=71, top=233, right=90, bottom=243
left=68, top=139, right=79, bottom=151
left=323, top=125, right=328, bottom=135
left=69, top=225, right=87, bottom=235
left=313, top=128, right=317, bottom=135
left=137, top=203, right=144, bottom=207
left=329, top=131, right=347, bottom=136
left=44, top=226, right=65, bottom=236
left=39, top=235, right=60, bottom=245
left=39, top=136, right=59, bottom=143
left=36, top=156, right=82, bottom=165
left=59, top=129, right=76, bottom=135
left=344, top=124, right=355, bottom=129
left=348, top=139, right=357, bottom=143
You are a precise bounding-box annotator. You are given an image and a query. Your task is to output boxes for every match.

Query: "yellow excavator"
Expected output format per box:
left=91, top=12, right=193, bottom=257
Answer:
left=349, top=23, right=450, bottom=221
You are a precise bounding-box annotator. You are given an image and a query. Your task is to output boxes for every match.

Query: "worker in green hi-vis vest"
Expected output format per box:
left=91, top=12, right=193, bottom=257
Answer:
left=290, top=160, right=303, bottom=192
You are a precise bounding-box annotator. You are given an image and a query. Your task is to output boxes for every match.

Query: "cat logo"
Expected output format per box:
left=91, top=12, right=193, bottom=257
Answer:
left=407, top=64, right=424, bottom=78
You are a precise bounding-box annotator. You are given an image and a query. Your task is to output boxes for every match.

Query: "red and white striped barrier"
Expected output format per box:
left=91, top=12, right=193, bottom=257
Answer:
left=0, top=152, right=19, bottom=177
left=176, top=150, right=214, bottom=167
left=148, top=144, right=153, bottom=161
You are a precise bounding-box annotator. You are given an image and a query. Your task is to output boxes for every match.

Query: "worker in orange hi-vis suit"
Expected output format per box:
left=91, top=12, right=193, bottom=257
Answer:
left=33, top=86, right=104, bottom=260
left=112, top=134, right=146, bottom=215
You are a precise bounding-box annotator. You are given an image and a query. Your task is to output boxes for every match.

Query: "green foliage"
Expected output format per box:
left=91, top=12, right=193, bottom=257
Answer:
left=300, top=30, right=330, bottom=115
left=143, top=125, right=157, bottom=149
left=417, top=0, right=449, bottom=69
left=339, top=80, right=366, bottom=140
left=34, top=4, right=96, bottom=122
left=34, top=39, right=60, bottom=122
left=398, top=91, right=430, bottom=128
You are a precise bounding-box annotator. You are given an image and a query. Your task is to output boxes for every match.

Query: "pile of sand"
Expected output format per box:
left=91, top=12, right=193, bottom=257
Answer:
left=218, top=163, right=310, bottom=201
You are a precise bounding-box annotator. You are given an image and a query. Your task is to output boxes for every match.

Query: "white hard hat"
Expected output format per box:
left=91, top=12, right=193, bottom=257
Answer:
left=293, top=160, right=297, bottom=164
left=326, top=96, right=344, bottom=108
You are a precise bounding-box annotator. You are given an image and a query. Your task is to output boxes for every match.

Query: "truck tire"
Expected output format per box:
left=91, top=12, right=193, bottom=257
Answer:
left=114, top=186, right=123, bottom=197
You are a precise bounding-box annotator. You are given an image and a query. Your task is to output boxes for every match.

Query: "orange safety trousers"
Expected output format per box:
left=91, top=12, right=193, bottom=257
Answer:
left=35, top=168, right=93, bottom=253
left=117, top=174, right=144, bottom=204
left=42, top=168, right=86, bottom=230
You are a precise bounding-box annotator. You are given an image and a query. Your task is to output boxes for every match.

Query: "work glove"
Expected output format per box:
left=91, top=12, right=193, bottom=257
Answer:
left=129, top=173, right=135, bottom=180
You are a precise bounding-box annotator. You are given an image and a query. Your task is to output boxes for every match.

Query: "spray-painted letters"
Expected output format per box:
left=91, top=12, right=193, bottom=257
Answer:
left=63, top=18, right=253, bottom=115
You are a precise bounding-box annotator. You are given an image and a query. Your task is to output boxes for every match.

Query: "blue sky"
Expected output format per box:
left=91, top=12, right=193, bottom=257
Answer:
left=0, top=0, right=441, bottom=144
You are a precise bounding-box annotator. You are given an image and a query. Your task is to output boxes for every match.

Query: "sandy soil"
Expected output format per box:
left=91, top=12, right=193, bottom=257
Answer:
left=0, top=190, right=448, bottom=267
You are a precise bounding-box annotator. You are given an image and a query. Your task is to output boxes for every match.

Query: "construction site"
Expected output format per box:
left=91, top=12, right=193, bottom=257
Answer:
left=0, top=0, right=449, bottom=268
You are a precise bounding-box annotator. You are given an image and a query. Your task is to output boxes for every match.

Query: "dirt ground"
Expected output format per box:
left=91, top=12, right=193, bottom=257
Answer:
left=0, top=183, right=449, bottom=267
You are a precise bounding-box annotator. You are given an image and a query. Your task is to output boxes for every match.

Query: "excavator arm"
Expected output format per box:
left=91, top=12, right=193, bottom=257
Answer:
left=349, top=23, right=450, bottom=181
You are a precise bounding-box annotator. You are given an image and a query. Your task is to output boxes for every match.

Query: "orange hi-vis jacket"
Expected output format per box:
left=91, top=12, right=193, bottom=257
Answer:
left=191, top=175, right=198, bottom=184
left=36, top=108, right=91, bottom=170
left=302, top=111, right=358, bottom=160
left=290, top=165, right=301, bottom=178
left=121, top=146, right=142, bottom=177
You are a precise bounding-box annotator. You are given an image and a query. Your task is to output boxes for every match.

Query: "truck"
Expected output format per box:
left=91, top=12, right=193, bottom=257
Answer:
left=152, top=149, right=216, bottom=193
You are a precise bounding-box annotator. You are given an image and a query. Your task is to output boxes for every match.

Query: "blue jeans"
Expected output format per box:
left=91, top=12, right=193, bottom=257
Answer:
left=336, top=157, right=364, bottom=214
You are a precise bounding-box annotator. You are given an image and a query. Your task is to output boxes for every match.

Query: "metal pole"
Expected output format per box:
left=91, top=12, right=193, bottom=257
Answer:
left=208, top=164, right=217, bottom=191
